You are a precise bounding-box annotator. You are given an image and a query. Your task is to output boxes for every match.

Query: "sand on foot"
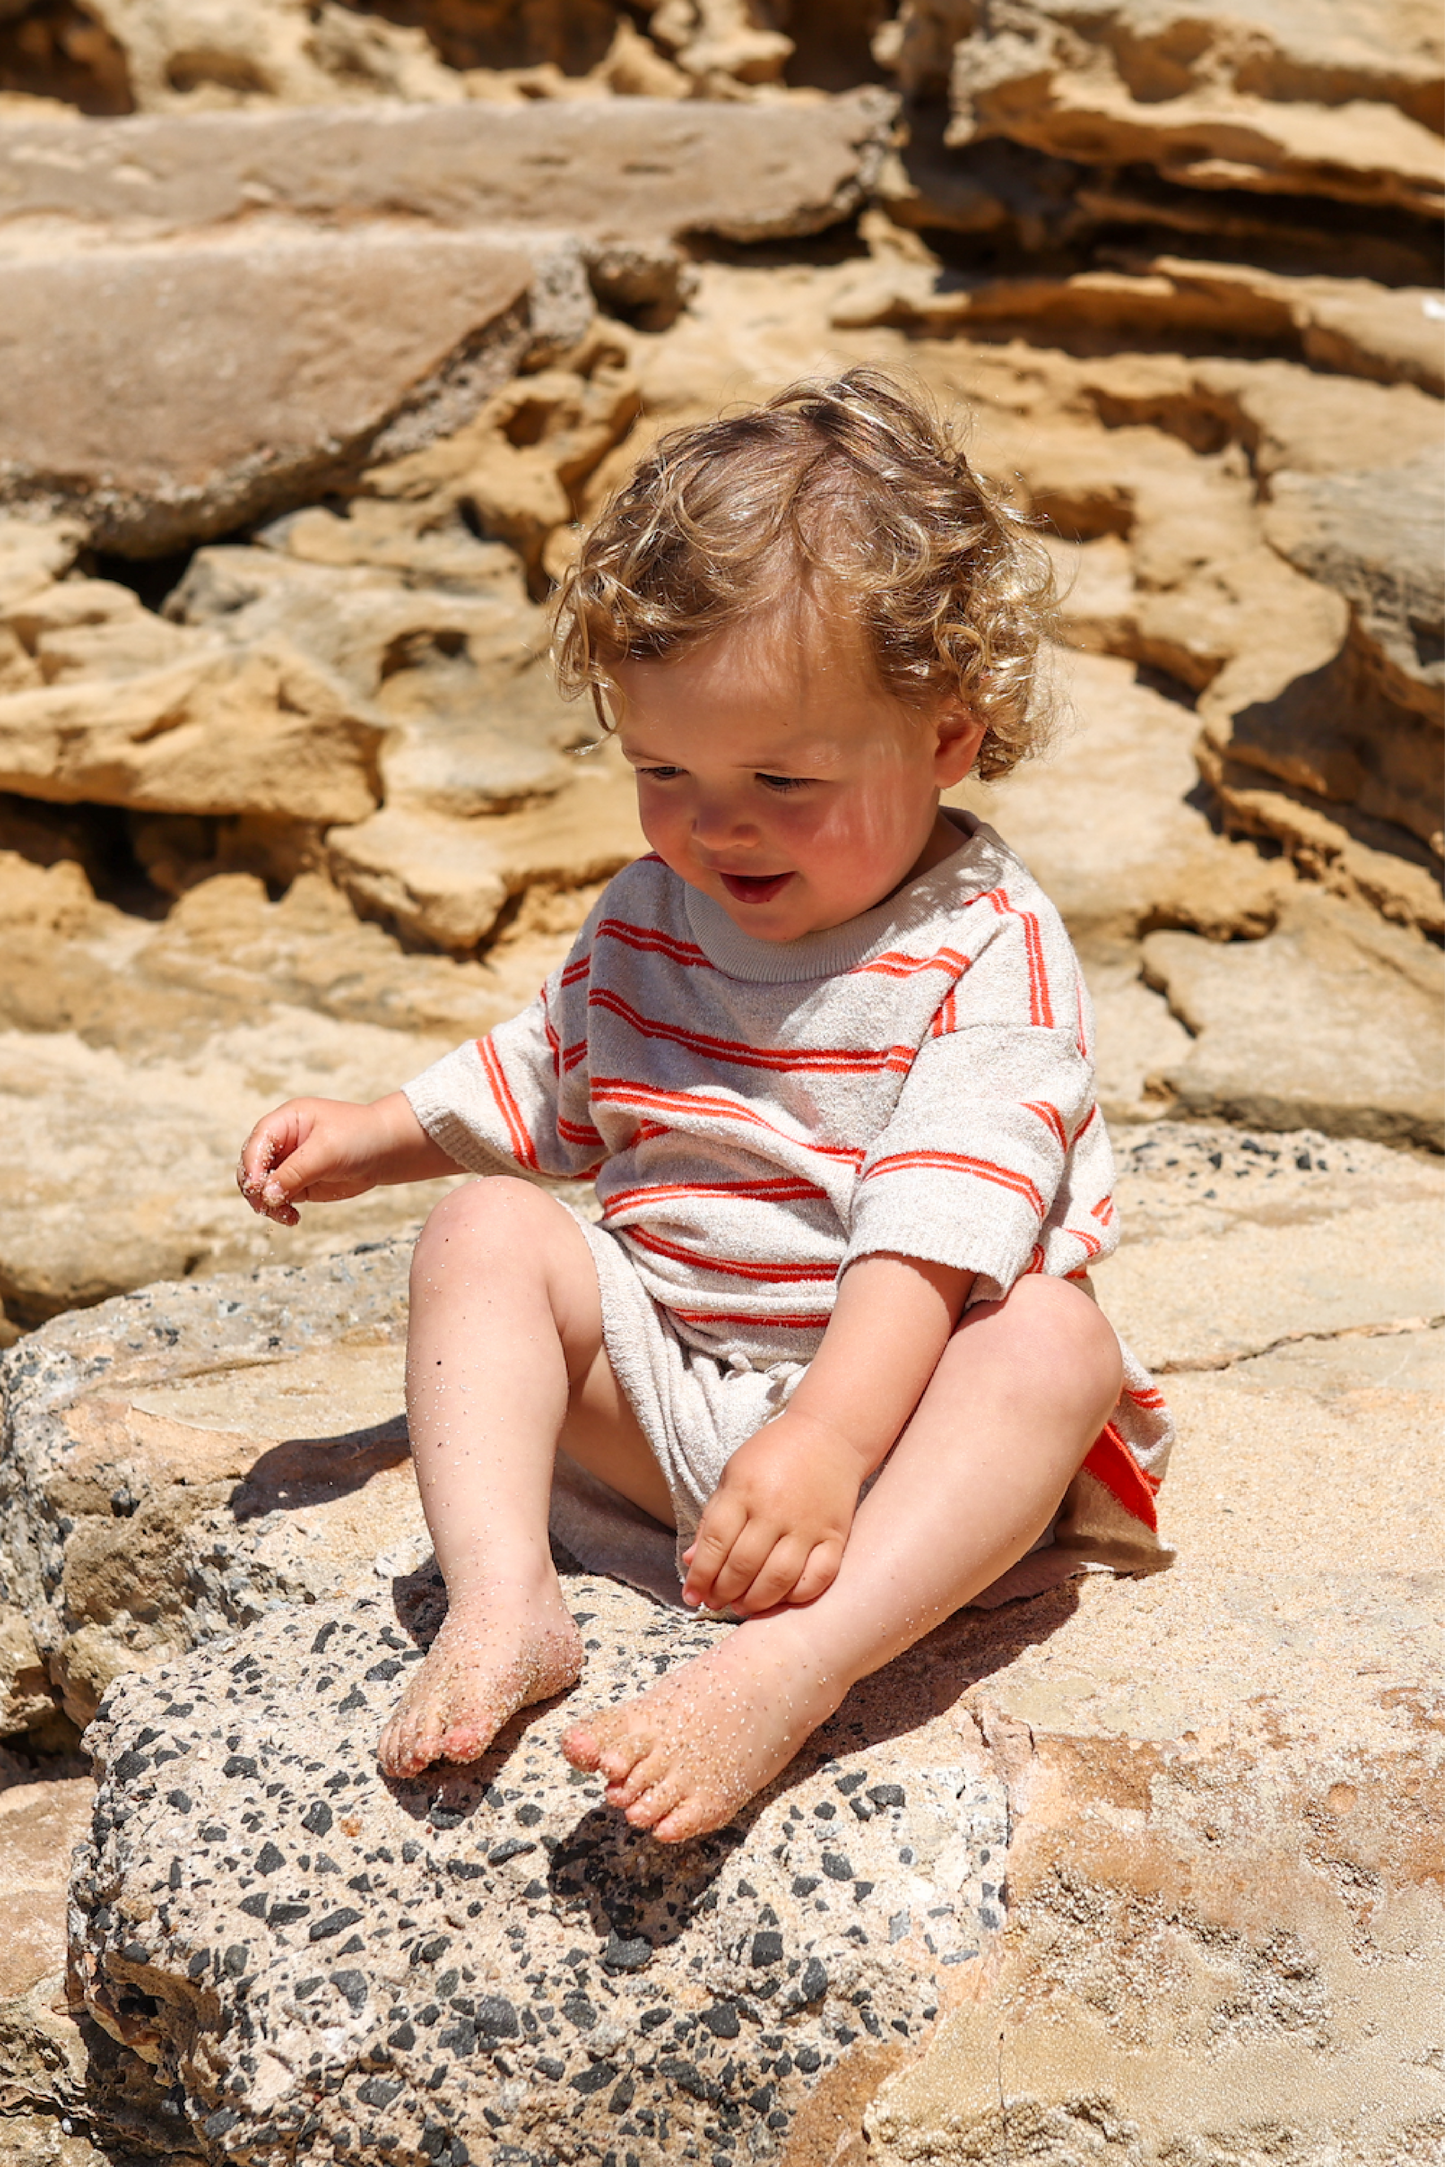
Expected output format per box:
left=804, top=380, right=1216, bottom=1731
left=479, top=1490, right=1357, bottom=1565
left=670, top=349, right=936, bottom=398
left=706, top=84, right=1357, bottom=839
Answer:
left=377, top=1595, right=585, bottom=1777
left=561, top=1620, right=845, bottom=1842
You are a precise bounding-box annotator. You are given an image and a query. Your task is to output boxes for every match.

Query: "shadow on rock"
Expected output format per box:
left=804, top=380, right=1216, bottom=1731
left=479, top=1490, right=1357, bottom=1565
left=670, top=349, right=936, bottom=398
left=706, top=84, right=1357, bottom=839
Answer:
left=229, top=1416, right=410, bottom=1522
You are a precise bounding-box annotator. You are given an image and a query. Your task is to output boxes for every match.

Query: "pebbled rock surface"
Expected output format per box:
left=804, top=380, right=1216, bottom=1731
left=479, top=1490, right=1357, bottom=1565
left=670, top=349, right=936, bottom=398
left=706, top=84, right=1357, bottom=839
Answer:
left=72, top=1571, right=1005, bottom=2167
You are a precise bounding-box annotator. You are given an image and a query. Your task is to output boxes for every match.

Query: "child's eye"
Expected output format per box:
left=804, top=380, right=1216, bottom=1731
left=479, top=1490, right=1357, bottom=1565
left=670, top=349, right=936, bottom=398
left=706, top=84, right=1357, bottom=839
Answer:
left=757, top=773, right=810, bottom=792
left=639, top=765, right=685, bottom=782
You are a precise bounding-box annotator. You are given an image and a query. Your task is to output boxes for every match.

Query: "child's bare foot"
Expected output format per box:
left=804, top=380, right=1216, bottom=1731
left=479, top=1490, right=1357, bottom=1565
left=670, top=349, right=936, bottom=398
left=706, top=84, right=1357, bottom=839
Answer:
left=378, top=1582, right=585, bottom=1779
left=560, top=1619, right=845, bottom=1842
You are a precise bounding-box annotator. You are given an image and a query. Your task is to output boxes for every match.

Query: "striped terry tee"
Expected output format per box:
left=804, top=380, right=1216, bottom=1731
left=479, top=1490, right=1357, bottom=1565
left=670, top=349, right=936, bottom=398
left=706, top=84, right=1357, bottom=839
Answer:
left=407, top=813, right=1121, bottom=1361
left=406, top=813, right=1174, bottom=1567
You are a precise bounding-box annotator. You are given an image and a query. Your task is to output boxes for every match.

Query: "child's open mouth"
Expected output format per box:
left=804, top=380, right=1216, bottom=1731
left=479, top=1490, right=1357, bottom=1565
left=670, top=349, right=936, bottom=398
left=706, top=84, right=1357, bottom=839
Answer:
left=719, top=871, right=793, bottom=904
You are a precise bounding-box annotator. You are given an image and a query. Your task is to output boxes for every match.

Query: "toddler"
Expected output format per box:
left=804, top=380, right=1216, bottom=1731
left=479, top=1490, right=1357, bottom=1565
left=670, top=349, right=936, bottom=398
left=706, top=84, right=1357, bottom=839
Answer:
left=239, top=370, right=1172, bottom=1844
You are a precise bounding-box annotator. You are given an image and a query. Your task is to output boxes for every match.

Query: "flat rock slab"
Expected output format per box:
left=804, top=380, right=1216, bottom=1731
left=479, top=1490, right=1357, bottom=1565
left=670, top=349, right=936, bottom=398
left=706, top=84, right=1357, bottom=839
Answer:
left=0, top=95, right=893, bottom=246
left=74, top=1572, right=1006, bottom=2167
left=0, top=228, right=544, bottom=552
left=1102, top=1121, right=1445, bottom=1371
left=860, top=1331, right=1445, bottom=2160
left=1142, top=887, right=1445, bottom=1148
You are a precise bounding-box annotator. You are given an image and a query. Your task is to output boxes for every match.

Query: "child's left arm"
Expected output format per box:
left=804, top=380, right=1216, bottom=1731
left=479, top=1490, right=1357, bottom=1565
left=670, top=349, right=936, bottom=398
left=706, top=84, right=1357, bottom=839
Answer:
left=681, top=1252, right=974, bottom=1616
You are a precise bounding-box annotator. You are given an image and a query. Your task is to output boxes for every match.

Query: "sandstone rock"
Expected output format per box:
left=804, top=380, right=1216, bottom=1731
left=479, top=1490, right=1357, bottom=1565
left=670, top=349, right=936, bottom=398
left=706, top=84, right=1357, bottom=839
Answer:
left=1196, top=772, right=1444, bottom=938
left=0, top=833, right=607, bottom=1331
left=1265, top=457, right=1443, bottom=737
left=0, top=519, right=86, bottom=617
left=0, top=1771, right=94, bottom=2003
left=0, top=1609, right=55, bottom=1738
left=0, top=94, right=896, bottom=249
left=151, top=493, right=648, bottom=949
left=83, top=0, right=464, bottom=111
left=165, top=544, right=584, bottom=824
left=883, top=0, right=1445, bottom=216
left=830, top=253, right=1445, bottom=395
left=866, top=1564, right=1444, bottom=2157
left=0, top=323, right=643, bottom=904
left=1101, top=1118, right=1445, bottom=1370
left=952, top=648, right=1302, bottom=1124
left=649, top=0, right=794, bottom=88
left=327, top=763, right=644, bottom=956
left=0, top=225, right=567, bottom=554
left=0, top=1241, right=422, bottom=1731
left=1141, top=888, right=1445, bottom=1149
left=1070, top=351, right=1445, bottom=481
left=0, top=594, right=382, bottom=827
left=359, top=344, right=643, bottom=587
left=1187, top=458, right=1444, bottom=924
left=953, top=648, right=1293, bottom=950
left=0, top=0, right=131, bottom=118
left=0, top=1755, right=106, bottom=2167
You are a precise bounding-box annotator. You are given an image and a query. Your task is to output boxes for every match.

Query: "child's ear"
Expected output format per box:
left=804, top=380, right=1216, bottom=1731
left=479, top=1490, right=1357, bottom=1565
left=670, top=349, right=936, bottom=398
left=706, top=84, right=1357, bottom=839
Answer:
left=932, top=705, right=988, bottom=787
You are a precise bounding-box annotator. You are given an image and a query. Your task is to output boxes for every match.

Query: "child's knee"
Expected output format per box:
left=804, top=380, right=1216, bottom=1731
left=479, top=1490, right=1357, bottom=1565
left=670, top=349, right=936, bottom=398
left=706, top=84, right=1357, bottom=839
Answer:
left=1012, top=1274, right=1122, bottom=1404
left=411, top=1176, right=550, bottom=1272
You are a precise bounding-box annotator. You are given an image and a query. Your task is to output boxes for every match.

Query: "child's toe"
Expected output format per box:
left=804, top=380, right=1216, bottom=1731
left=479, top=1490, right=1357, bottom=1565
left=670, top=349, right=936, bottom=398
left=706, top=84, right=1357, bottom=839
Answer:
left=560, top=1719, right=602, bottom=1770
left=605, top=1743, right=669, bottom=1808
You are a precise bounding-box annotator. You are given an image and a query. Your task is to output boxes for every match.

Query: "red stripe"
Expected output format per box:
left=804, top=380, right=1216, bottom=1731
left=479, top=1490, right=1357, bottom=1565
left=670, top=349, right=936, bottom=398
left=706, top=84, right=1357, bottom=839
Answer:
left=561, top=1038, right=588, bottom=1073
left=1090, top=1195, right=1115, bottom=1223
left=669, top=1309, right=832, bottom=1330
left=1066, top=1226, right=1104, bottom=1259
left=589, top=988, right=916, bottom=1077
left=541, top=1000, right=562, bottom=1079
left=477, top=1036, right=538, bottom=1172
left=560, top=955, right=591, bottom=989
left=983, top=888, right=1053, bottom=1028
left=1124, top=1384, right=1168, bottom=1410
left=1082, top=1423, right=1160, bottom=1529
left=557, top=1114, right=605, bottom=1148
left=596, top=917, right=712, bottom=969
left=1023, top=1099, right=1068, bottom=1151
left=590, top=1079, right=867, bottom=1166
left=854, top=946, right=971, bottom=982
left=1075, top=980, right=1088, bottom=1058
left=624, top=1227, right=836, bottom=1284
left=863, top=1149, right=1045, bottom=1218
left=930, top=985, right=959, bottom=1037
left=602, top=1176, right=828, bottom=1217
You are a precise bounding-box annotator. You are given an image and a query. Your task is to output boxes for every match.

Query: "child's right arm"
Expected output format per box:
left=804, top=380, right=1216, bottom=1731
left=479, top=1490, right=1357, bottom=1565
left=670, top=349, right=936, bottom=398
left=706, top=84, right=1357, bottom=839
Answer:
left=237, top=1092, right=463, bottom=1227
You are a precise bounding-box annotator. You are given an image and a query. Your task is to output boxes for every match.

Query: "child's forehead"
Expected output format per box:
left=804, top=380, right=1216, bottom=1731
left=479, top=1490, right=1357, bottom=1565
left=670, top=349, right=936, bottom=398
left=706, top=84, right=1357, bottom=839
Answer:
left=613, top=594, right=886, bottom=711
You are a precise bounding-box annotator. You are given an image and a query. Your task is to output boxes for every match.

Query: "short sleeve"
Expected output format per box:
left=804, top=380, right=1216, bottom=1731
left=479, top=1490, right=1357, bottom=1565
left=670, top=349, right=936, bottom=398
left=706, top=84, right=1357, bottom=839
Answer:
left=403, top=915, right=607, bottom=1182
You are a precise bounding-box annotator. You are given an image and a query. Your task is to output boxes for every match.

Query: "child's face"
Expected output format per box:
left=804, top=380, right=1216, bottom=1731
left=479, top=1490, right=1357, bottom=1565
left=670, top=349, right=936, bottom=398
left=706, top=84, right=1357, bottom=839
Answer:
left=611, top=602, right=987, bottom=943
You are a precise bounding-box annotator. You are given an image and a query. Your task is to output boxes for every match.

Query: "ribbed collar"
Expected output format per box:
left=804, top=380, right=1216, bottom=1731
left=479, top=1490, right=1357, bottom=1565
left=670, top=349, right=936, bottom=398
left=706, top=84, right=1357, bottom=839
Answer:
left=682, top=810, right=1009, bottom=985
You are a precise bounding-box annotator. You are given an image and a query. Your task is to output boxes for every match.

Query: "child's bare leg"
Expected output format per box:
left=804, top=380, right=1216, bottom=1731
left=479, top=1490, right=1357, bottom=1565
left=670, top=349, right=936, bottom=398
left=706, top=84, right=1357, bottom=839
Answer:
left=562, top=1276, right=1122, bottom=1840
left=378, top=1177, right=668, bottom=1778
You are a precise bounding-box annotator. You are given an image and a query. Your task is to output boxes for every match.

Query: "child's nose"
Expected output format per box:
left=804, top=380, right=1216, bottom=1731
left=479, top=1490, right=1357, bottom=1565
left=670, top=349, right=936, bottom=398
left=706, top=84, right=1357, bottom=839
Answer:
left=691, top=792, right=757, bottom=848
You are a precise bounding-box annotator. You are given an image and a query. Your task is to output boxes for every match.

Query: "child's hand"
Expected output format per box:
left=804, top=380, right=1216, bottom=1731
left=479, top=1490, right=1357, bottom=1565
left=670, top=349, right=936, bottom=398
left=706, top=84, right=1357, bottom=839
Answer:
left=237, top=1092, right=449, bottom=1225
left=681, top=1413, right=868, bottom=1617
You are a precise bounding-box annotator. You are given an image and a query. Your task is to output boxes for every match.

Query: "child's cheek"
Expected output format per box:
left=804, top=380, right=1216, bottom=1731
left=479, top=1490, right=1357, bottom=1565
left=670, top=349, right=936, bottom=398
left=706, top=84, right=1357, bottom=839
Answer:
left=805, top=790, right=901, bottom=866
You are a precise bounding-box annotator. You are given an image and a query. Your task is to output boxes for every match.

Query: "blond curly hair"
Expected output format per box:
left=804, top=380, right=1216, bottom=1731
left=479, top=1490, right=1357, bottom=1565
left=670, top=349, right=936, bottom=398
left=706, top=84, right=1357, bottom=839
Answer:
left=552, top=368, right=1056, bottom=782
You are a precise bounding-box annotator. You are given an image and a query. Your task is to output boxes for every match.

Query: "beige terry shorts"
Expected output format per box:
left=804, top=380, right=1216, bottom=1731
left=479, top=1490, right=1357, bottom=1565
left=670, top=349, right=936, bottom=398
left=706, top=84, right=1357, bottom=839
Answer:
left=572, top=1215, right=806, bottom=1549
left=547, top=1213, right=1069, bottom=1611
